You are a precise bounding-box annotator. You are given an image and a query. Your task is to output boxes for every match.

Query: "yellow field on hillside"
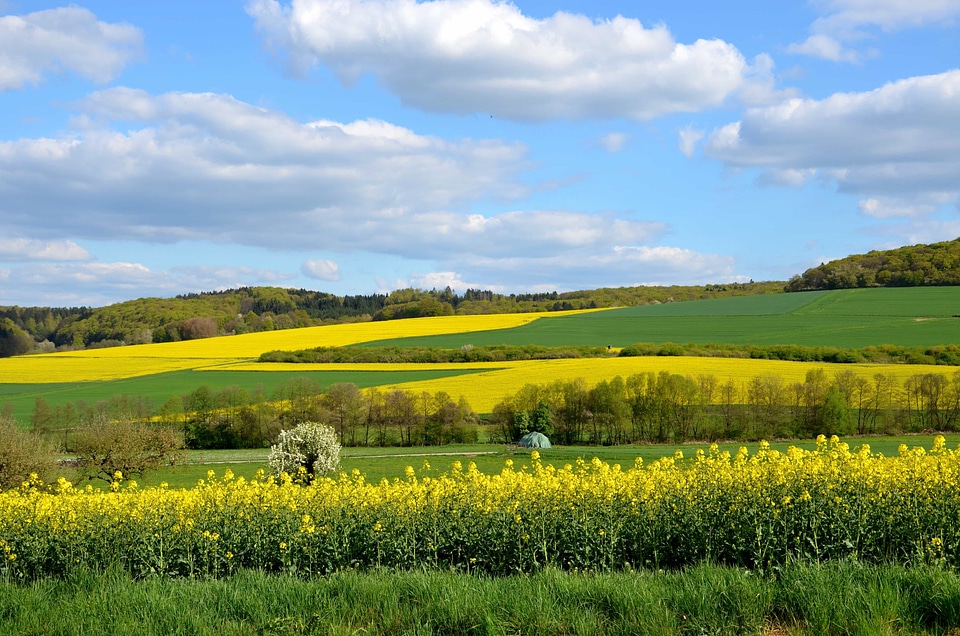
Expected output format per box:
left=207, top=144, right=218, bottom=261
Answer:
left=0, top=311, right=592, bottom=383
left=0, top=356, right=239, bottom=384
left=236, top=357, right=955, bottom=412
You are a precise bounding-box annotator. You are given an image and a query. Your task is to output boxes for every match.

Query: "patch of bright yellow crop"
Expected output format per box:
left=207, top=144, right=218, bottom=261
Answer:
left=0, top=310, right=598, bottom=383
left=374, top=357, right=953, bottom=412
left=0, top=356, right=239, bottom=384
left=55, top=311, right=589, bottom=360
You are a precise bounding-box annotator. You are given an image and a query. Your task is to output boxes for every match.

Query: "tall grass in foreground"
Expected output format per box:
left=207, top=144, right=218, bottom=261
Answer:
left=2, top=562, right=960, bottom=635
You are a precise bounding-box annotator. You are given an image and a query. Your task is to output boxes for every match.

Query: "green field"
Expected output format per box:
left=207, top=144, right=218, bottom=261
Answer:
left=0, top=368, right=491, bottom=424
left=89, top=434, right=960, bottom=489
left=364, top=287, right=960, bottom=349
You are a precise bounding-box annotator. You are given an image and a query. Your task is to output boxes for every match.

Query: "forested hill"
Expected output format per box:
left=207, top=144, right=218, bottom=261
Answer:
left=786, top=238, right=960, bottom=291
left=0, top=281, right=781, bottom=356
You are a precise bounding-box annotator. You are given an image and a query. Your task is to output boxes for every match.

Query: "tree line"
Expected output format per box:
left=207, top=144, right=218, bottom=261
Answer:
left=24, top=378, right=481, bottom=452
left=490, top=368, right=960, bottom=446
left=260, top=342, right=960, bottom=367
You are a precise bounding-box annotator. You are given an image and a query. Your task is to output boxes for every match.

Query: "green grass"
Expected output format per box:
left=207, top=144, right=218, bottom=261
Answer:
left=0, top=368, right=490, bottom=424
left=2, top=562, right=959, bottom=635
left=365, top=287, right=960, bottom=349
left=63, top=434, right=960, bottom=490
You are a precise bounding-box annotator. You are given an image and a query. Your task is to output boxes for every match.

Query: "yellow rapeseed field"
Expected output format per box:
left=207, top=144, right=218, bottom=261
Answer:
left=2, top=436, right=959, bottom=579
left=0, top=311, right=587, bottom=383
left=372, top=357, right=953, bottom=412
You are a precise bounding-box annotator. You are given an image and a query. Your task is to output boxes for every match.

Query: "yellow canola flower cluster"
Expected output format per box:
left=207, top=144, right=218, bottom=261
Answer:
left=2, top=437, right=959, bottom=580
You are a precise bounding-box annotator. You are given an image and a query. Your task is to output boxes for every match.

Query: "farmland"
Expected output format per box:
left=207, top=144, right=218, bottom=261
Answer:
left=4, top=286, right=960, bottom=633
left=365, top=287, right=960, bottom=349
left=1, top=287, right=959, bottom=423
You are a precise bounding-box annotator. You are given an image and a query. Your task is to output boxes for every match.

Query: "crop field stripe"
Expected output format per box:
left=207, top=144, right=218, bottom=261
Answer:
left=0, top=309, right=603, bottom=384
left=0, top=368, right=493, bottom=423
left=374, top=356, right=956, bottom=412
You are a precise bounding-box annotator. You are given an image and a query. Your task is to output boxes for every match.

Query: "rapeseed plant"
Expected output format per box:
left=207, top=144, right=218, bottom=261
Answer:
left=2, top=437, right=960, bottom=580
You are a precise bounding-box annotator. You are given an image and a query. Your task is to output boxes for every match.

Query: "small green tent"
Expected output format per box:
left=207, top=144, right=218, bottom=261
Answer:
left=518, top=431, right=552, bottom=449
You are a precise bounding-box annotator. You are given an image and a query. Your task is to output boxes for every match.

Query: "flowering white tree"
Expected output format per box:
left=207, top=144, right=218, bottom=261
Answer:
left=268, top=421, right=340, bottom=483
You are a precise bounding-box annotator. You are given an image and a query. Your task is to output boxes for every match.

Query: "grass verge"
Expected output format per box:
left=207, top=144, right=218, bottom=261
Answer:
left=2, top=562, right=960, bottom=635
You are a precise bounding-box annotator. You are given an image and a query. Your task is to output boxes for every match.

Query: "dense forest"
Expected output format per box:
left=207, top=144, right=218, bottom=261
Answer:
left=0, top=281, right=780, bottom=356
left=785, top=237, right=960, bottom=291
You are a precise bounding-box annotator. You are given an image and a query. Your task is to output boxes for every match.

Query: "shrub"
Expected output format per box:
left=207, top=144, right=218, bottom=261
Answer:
left=0, top=416, right=59, bottom=489
left=268, top=421, right=340, bottom=483
left=74, top=419, right=185, bottom=482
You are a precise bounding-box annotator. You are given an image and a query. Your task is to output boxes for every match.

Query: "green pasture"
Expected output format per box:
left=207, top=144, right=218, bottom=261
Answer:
left=0, top=368, right=490, bottom=424
left=365, top=287, right=960, bottom=349
left=74, top=434, right=960, bottom=490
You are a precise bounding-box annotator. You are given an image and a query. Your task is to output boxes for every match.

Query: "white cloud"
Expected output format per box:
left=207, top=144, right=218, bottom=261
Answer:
left=811, top=0, right=960, bottom=33
left=598, top=132, right=629, bottom=153
left=0, top=88, right=681, bottom=292
left=0, top=88, right=529, bottom=254
left=678, top=126, right=704, bottom=158
left=857, top=197, right=935, bottom=218
left=0, top=261, right=293, bottom=307
left=0, top=7, right=142, bottom=90
left=705, top=70, right=960, bottom=204
left=789, top=0, right=960, bottom=62
left=247, top=0, right=747, bottom=121
left=398, top=271, right=497, bottom=292
left=739, top=53, right=800, bottom=106
left=0, top=238, right=91, bottom=262
left=786, top=34, right=861, bottom=63
left=440, top=244, right=740, bottom=292
left=301, top=259, right=341, bottom=281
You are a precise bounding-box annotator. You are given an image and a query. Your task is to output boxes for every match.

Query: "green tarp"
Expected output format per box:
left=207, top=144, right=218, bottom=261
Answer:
left=518, top=431, right=552, bottom=449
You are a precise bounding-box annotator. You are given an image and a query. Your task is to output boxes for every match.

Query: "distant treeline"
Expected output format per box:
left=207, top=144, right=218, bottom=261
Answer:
left=20, top=365, right=960, bottom=452
left=260, top=344, right=615, bottom=364
left=619, top=342, right=960, bottom=366
left=786, top=237, right=960, bottom=291
left=0, top=281, right=781, bottom=356
left=491, top=368, right=960, bottom=446
left=24, top=379, right=482, bottom=451
left=259, top=342, right=960, bottom=366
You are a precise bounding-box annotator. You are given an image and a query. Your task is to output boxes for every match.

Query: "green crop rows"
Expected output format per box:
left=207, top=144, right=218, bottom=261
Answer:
left=364, top=287, right=960, bottom=349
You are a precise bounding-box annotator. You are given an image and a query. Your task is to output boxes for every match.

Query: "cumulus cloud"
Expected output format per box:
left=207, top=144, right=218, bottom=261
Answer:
left=0, top=87, right=684, bottom=290
left=0, top=261, right=293, bottom=307
left=705, top=70, right=960, bottom=244
left=0, top=238, right=91, bottom=262
left=0, top=88, right=528, bottom=253
left=247, top=0, right=747, bottom=121
left=0, top=6, right=142, bottom=90
left=789, top=0, right=960, bottom=62
left=301, top=259, right=341, bottom=281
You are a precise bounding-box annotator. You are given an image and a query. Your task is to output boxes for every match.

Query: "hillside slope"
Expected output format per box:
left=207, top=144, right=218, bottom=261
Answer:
left=786, top=238, right=960, bottom=291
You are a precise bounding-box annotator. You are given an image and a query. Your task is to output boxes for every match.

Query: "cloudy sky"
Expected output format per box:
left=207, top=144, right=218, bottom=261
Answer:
left=1, top=0, right=958, bottom=307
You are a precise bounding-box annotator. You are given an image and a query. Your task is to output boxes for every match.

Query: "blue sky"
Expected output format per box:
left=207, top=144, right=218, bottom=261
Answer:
left=1, top=0, right=958, bottom=307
